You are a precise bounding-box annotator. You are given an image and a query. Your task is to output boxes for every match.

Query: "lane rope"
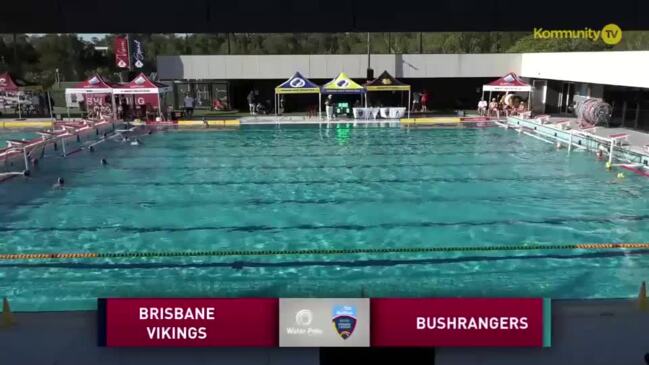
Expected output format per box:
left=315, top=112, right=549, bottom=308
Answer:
left=1, top=243, right=649, bottom=261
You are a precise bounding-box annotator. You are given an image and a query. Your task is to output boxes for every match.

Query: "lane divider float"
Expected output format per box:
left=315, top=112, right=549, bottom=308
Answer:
left=1, top=243, right=649, bottom=261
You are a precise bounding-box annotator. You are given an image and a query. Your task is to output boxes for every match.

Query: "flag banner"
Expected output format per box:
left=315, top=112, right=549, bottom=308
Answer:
left=114, top=36, right=129, bottom=69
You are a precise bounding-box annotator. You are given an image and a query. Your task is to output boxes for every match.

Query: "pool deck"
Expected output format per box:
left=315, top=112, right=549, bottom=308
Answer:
left=1, top=299, right=647, bottom=365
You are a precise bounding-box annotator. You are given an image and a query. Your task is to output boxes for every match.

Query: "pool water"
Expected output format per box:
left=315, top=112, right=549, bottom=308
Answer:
left=1, top=125, right=649, bottom=311
left=0, top=130, right=38, bottom=141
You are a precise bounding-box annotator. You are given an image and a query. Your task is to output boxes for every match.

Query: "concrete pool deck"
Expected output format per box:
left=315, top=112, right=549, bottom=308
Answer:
left=1, top=299, right=647, bottom=365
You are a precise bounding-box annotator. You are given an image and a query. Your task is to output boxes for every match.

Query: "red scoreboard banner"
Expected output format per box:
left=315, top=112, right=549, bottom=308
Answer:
left=98, top=298, right=550, bottom=347
left=98, top=298, right=278, bottom=347
left=371, top=298, right=550, bottom=347
left=114, top=36, right=130, bottom=69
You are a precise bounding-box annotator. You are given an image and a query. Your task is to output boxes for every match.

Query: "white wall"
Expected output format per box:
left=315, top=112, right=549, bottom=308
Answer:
left=520, top=51, right=649, bottom=89
left=158, top=51, right=649, bottom=91
left=157, top=54, right=523, bottom=80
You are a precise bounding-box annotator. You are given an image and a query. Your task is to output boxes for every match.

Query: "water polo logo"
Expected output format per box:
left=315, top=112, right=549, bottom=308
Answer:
left=295, top=309, right=313, bottom=326
left=331, top=305, right=357, bottom=340
left=289, top=77, right=306, bottom=88
left=336, top=79, right=349, bottom=88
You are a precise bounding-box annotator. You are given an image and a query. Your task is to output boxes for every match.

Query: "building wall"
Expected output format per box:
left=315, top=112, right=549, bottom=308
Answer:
left=520, top=51, right=649, bottom=89
left=158, top=51, right=649, bottom=91
left=157, top=54, right=523, bottom=80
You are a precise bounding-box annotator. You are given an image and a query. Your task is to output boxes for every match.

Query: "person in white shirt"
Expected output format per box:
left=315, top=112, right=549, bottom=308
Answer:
left=183, top=94, right=195, bottom=118
left=477, top=99, right=487, bottom=116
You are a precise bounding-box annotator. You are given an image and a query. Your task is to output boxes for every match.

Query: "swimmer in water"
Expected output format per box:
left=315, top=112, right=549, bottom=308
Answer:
left=131, top=138, right=142, bottom=146
left=53, top=177, right=65, bottom=188
left=596, top=149, right=603, bottom=160
left=100, top=158, right=108, bottom=166
left=89, top=145, right=95, bottom=152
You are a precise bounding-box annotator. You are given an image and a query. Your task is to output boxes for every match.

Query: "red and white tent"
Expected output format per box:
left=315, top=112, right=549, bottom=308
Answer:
left=0, top=72, right=20, bottom=92
left=114, top=73, right=171, bottom=95
left=483, top=72, right=532, bottom=92
left=65, top=74, right=120, bottom=94
left=65, top=75, right=120, bottom=119
left=114, top=73, right=171, bottom=119
left=482, top=72, right=532, bottom=105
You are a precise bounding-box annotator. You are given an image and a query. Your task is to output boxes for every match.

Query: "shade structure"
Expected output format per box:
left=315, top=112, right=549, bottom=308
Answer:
left=275, top=72, right=320, bottom=94
left=321, top=72, right=365, bottom=94
left=113, top=73, right=172, bottom=95
left=365, top=70, right=411, bottom=117
left=483, top=72, right=532, bottom=92
left=274, top=72, right=321, bottom=117
left=65, top=74, right=120, bottom=119
left=114, top=73, right=171, bottom=119
left=0, top=72, right=42, bottom=92
left=65, top=74, right=120, bottom=95
left=0, top=72, right=45, bottom=119
left=365, top=71, right=410, bottom=92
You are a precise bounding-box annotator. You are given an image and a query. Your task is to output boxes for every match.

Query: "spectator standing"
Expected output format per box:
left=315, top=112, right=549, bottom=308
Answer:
left=247, top=90, right=256, bottom=115
left=420, top=90, right=430, bottom=112
left=183, top=93, right=195, bottom=118
left=412, top=91, right=420, bottom=112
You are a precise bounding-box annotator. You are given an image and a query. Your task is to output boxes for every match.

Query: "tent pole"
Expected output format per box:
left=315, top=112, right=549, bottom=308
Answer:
left=407, top=90, right=411, bottom=118
left=18, top=92, right=22, bottom=119
left=47, top=90, right=54, bottom=119
left=157, top=92, right=162, bottom=119
left=111, top=93, right=117, bottom=121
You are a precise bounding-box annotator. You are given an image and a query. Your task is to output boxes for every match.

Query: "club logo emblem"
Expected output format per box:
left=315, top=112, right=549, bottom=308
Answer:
left=504, top=74, right=515, bottom=83
left=295, top=309, right=313, bottom=326
left=134, top=75, right=146, bottom=85
left=331, top=305, right=357, bottom=340
left=117, top=60, right=127, bottom=68
left=88, top=76, right=100, bottom=85
left=0, top=77, right=6, bottom=86
left=381, top=78, right=392, bottom=85
left=336, top=79, right=349, bottom=88
left=290, top=78, right=306, bottom=88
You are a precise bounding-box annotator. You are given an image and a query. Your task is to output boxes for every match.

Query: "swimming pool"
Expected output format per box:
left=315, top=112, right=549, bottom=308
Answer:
left=1, top=125, right=649, bottom=311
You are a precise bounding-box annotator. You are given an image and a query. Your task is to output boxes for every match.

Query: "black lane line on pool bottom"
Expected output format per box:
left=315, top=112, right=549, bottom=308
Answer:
left=3, top=214, right=648, bottom=233
left=106, top=148, right=556, bottom=160
left=0, top=192, right=609, bottom=209
left=2, top=249, right=648, bottom=270
left=60, top=173, right=598, bottom=187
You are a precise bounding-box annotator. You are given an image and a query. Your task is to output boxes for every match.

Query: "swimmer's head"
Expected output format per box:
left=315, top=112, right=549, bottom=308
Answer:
left=100, top=158, right=107, bottom=165
left=57, top=177, right=64, bottom=185
left=617, top=172, right=625, bottom=179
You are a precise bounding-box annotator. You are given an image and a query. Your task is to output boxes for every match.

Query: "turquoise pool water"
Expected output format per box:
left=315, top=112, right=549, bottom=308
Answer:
left=1, top=125, right=649, bottom=311
left=0, top=130, right=38, bottom=141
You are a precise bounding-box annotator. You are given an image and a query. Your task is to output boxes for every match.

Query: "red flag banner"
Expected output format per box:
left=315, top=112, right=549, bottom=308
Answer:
left=114, top=36, right=130, bottom=69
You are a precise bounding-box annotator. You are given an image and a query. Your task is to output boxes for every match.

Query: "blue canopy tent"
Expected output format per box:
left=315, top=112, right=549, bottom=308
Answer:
left=274, top=72, right=321, bottom=118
